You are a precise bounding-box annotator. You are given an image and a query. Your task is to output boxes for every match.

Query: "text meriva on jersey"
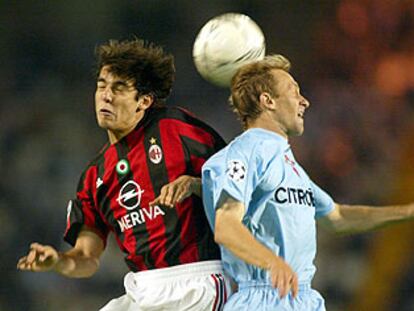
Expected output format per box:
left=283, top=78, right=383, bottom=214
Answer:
left=64, top=106, right=226, bottom=272
left=202, top=128, right=335, bottom=284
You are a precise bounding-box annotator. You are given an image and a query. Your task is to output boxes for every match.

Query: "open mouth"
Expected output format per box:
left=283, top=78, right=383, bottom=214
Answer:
left=99, top=108, right=114, bottom=116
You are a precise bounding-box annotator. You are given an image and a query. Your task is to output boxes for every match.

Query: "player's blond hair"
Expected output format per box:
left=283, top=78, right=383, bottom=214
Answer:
left=230, top=54, right=291, bottom=129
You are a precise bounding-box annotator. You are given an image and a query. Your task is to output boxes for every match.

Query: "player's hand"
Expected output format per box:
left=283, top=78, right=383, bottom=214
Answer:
left=17, top=243, right=60, bottom=272
left=149, top=176, right=200, bottom=208
left=268, top=256, right=298, bottom=299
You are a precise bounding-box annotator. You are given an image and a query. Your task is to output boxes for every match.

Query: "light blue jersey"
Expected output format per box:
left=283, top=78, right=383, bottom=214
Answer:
left=202, top=128, right=334, bottom=310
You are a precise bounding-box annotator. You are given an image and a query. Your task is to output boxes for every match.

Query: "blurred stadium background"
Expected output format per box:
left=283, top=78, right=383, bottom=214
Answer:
left=1, top=1, right=414, bottom=310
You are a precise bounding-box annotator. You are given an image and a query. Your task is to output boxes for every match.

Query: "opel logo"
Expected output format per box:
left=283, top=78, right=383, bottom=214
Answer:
left=117, top=180, right=145, bottom=210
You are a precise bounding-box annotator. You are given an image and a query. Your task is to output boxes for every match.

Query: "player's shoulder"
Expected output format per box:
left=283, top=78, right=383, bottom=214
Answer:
left=256, top=131, right=286, bottom=157
left=149, top=105, right=225, bottom=144
left=81, top=143, right=110, bottom=173
left=205, top=129, right=260, bottom=165
left=73, top=143, right=109, bottom=189
left=166, top=106, right=216, bottom=127
left=208, top=128, right=285, bottom=167
left=150, top=105, right=206, bottom=125
left=232, top=128, right=285, bottom=154
left=228, top=130, right=260, bottom=154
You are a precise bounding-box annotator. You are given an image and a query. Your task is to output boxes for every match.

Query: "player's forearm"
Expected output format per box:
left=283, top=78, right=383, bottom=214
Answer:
left=215, top=212, right=281, bottom=270
left=333, top=203, right=414, bottom=233
left=53, top=250, right=100, bottom=278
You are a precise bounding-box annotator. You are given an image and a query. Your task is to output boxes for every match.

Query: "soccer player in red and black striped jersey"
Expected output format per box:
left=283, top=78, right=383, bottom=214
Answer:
left=17, top=38, right=231, bottom=310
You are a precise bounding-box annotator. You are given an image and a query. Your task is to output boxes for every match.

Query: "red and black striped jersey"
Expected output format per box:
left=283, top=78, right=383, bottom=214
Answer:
left=64, top=106, right=226, bottom=271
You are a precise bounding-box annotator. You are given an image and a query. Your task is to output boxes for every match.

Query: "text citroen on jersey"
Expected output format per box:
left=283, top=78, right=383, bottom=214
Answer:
left=116, top=180, right=165, bottom=232
left=274, top=187, right=315, bottom=207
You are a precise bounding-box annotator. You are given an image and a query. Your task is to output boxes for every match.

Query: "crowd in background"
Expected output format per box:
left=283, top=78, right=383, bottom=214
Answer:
left=1, top=1, right=413, bottom=310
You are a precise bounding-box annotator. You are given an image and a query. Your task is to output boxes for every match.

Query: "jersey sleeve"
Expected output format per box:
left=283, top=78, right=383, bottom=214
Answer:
left=310, top=180, right=335, bottom=219
left=63, top=166, right=109, bottom=247
left=202, top=139, right=266, bottom=227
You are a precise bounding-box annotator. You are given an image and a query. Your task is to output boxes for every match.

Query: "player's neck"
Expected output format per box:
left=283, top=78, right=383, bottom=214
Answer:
left=106, top=113, right=144, bottom=144
left=247, top=118, right=288, bottom=139
left=107, top=126, right=136, bottom=144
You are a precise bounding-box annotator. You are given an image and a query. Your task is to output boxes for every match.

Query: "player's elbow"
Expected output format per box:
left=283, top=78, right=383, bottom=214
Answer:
left=59, top=248, right=102, bottom=278
left=320, top=203, right=350, bottom=234
left=78, top=250, right=102, bottom=278
left=323, top=217, right=356, bottom=235
left=83, top=257, right=100, bottom=277
left=331, top=222, right=350, bottom=235
left=75, top=256, right=101, bottom=278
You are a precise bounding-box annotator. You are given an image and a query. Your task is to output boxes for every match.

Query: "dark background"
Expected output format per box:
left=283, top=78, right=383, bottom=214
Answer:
left=1, top=1, right=414, bottom=310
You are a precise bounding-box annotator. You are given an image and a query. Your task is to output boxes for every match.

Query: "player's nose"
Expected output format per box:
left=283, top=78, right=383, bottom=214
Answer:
left=102, top=88, right=113, bottom=103
left=301, top=97, right=310, bottom=108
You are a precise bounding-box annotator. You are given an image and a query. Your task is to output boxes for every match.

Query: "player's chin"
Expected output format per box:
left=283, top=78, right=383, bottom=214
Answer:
left=96, top=118, right=112, bottom=130
left=290, top=125, right=305, bottom=136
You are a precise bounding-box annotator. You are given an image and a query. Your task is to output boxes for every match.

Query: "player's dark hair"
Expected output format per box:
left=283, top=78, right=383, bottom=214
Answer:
left=95, top=38, right=175, bottom=107
left=230, top=54, right=291, bottom=129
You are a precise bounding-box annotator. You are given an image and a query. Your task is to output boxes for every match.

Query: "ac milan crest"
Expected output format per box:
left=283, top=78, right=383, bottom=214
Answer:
left=148, top=141, right=163, bottom=164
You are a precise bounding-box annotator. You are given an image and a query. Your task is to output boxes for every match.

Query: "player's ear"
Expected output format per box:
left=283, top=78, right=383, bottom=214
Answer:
left=259, top=92, right=276, bottom=110
left=136, top=94, right=154, bottom=112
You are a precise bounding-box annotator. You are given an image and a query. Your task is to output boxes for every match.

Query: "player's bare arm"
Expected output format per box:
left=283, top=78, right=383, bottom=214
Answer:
left=215, top=195, right=298, bottom=298
left=319, top=202, right=414, bottom=234
left=149, top=175, right=201, bottom=208
left=17, top=227, right=104, bottom=278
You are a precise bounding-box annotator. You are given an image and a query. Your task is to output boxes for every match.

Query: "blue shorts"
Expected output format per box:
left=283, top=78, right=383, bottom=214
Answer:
left=224, top=281, right=325, bottom=311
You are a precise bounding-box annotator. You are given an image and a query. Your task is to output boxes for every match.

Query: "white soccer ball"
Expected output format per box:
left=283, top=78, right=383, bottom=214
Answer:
left=193, top=13, right=266, bottom=88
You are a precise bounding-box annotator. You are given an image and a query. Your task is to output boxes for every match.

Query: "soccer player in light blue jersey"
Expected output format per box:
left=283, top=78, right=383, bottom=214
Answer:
left=202, top=54, right=414, bottom=311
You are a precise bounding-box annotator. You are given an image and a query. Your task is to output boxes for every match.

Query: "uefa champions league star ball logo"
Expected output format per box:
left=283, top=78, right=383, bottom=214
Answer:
left=226, top=159, right=247, bottom=182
